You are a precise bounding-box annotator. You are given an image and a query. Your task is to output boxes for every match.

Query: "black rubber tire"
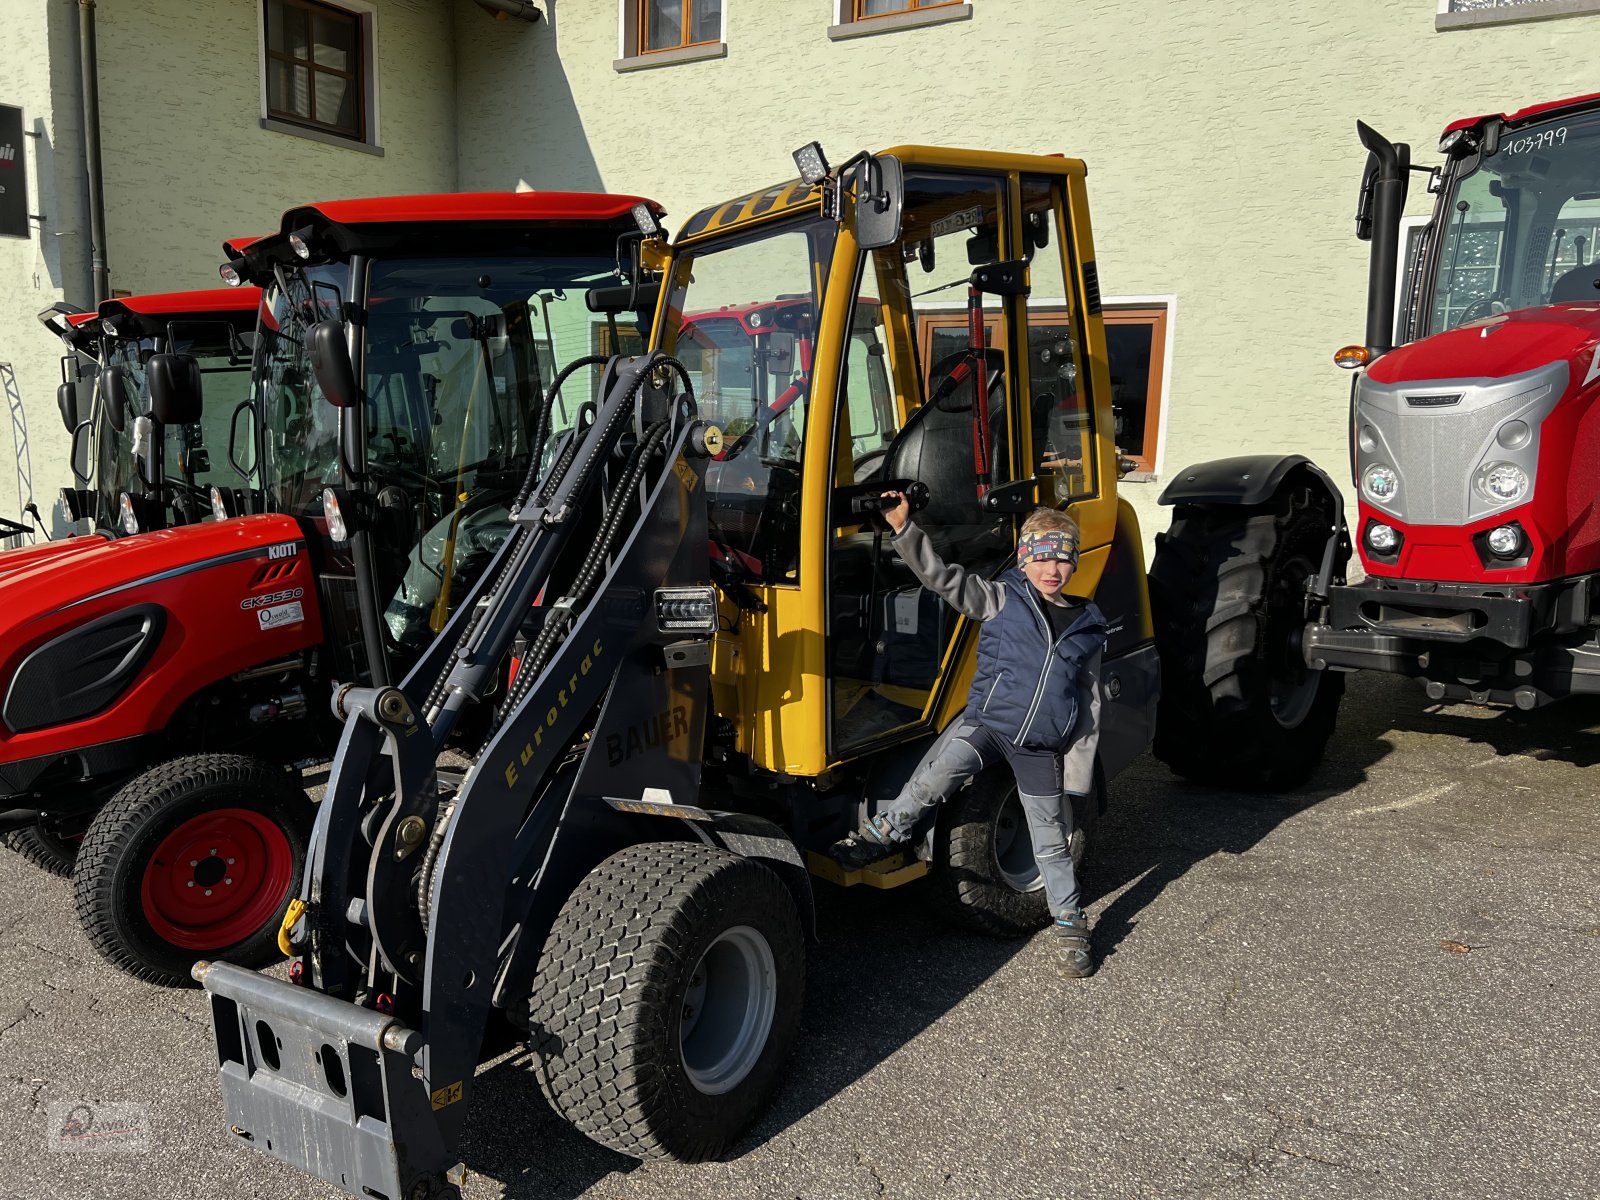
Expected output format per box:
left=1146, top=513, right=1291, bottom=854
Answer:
left=71, top=754, right=312, bottom=987
left=527, top=841, right=805, bottom=1162
left=1148, top=480, right=1346, bottom=790
left=931, top=769, right=1096, bottom=939
left=2, top=826, right=79, bottom=877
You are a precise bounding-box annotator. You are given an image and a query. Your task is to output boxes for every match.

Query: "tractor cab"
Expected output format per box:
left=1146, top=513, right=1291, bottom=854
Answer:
left=659, top=146, right=1121, bottom=770
left=41, top=289, right=260, bottom=537
left=220, top=192, right=668, bottom=687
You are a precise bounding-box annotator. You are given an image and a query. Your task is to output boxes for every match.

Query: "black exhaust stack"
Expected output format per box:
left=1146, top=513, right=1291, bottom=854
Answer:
left=1355, top=121, right=1409, bottom=358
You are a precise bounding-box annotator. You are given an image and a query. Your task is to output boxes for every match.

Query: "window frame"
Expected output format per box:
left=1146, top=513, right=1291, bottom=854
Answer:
left=1436, top=0, right=1600, bottom=30
left=616, top=0, right=727, bottom=70
left=637, top=0, right=721, bottom=54
left=263, top=0, right=368, bottom=142
left=829, top=0, right=972, bottom=38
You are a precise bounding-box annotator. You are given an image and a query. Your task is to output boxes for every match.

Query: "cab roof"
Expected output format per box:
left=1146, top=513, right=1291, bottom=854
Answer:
left=1442, top=90, right=1600, bottom=137
left=675, top=145, right=1086, bottom=244
left=100, top=288, right=262, bottom=319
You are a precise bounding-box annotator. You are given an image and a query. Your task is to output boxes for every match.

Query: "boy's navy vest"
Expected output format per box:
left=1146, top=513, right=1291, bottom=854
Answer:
left=966, top=571, right=1106, bottom=751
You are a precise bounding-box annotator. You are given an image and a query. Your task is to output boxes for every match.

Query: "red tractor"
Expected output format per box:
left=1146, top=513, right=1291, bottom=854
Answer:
left=1150, top=92, right=1600, bottom=786
left=0, top=193, right=665, bottom=984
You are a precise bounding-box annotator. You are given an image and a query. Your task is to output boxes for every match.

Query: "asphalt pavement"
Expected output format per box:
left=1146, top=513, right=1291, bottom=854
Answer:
left=1, top=669, right=1597, bottom=1200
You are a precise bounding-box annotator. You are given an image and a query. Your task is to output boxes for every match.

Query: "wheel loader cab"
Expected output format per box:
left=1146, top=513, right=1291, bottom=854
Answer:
left=659, top=148, right=1117, bottom=773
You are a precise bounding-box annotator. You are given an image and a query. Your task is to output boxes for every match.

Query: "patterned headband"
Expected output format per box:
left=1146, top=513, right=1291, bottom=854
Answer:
left=1017, top=531, right=1079, bottom=567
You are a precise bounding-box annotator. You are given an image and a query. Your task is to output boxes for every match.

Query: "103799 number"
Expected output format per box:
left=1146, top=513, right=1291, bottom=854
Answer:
left=1501, top=127, right=1567, bottom=157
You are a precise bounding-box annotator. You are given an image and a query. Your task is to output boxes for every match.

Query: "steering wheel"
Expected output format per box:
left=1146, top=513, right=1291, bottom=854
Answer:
left=1459, top=295, right=1509, bottom=324
left=926, top=347, right=1006, bottom=410
left=853, top=447, right=889, bottom=483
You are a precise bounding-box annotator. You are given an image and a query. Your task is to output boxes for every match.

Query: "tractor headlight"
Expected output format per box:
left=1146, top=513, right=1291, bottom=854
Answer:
left=321, top=488, right=349, bottom=543
left=119, top=492, right=140, bottom=536
left=1366, top=522, right=1400, bottom=554
left=1486, top=524, right=1523, bottom=558
left=1362, top=463, right=1399, bottom=502
left=209, top=485, right=230, bottom=523
left=1475, top=461, right=1528, bottom=505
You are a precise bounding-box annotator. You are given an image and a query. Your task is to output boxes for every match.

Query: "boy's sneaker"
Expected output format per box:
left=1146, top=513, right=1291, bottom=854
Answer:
left=1053, top=910, right=1095, bottom=978
left=826, top=814, right=901, bottom=871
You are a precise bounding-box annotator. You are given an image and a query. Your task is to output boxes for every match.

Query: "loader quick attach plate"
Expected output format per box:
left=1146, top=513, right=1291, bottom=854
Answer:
left=199, top=960, right=458, bottom=1200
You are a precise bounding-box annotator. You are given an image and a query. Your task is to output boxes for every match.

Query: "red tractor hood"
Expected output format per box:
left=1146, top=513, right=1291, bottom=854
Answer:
left=0, top=535, right=112, bottom=582
left=1369, top=303, right=1600, bottom=388
left=0, top=513, right=325, bottom=769
left=0, top=516, right=307, bottom=627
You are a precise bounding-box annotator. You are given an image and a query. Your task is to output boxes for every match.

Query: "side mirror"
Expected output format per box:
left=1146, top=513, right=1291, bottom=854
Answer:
left=228, top=399, right=258, bottom=481
left=762, top=331, right=796, bottom=376
left=148, top=353, right=203, bottom=425
left=310, top=320, right=360, bottom=408
left=102, top=366, right=130, bottom=434
left=69, top=420, right=93, bottom=485
left=852, top=153, right=904, bottom=251
left=57, top=381, right=80, bottom=432
left=586, top=279, right=663, bottom=316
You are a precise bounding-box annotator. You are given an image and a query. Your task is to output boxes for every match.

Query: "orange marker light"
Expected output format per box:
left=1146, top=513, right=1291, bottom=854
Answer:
left=1333, top=344, right=1372, bottom=370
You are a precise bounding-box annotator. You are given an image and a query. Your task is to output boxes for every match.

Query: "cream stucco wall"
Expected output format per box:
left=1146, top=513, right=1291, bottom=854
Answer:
left=0, top=0, right=95, bottom=537
left=0, top=0, right=459, bottom=529
left=452, top=0, right=1599, bottom=547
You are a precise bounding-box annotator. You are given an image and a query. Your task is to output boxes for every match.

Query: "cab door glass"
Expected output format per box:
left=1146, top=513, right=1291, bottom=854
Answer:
left=826, top=171, right=1016, bottom=756
left=1021, top=176, right=1095, bottom=506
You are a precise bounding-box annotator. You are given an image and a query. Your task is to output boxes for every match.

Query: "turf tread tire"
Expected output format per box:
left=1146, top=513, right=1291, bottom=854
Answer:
left=2, top=826, right=78, bottom=877
left=71, top=753, right=311, bottom=987
left=527, top=841, right=804, bottom=1162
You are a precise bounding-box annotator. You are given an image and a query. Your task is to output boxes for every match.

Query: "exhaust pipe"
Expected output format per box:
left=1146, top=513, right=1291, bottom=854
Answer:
left=1356, top=121, right=1410, bottom=358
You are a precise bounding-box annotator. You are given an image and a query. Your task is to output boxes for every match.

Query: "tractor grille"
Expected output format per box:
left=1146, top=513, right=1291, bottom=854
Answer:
left=1353, top=358, right=1568, bottom=526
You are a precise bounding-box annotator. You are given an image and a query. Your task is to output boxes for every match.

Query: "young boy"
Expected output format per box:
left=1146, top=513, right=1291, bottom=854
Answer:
left=830, top=496, right=1107, bottom=978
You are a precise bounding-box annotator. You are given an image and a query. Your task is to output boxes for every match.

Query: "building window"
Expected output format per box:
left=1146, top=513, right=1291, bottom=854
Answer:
left=616, top=0, right=726, bottom=72
left=914, top=299, right=1173, bottom=480
left=829, top=0, right=972, bottom=38
left=1437, top=0, right=1600, bottom=28
left=264, top=0, right=366, bottom=141
left=854, top=0, right=962, bottom=17
left=640, top=0, right=721, bottom=52
left=1101, top=304, right=1171, bottom=478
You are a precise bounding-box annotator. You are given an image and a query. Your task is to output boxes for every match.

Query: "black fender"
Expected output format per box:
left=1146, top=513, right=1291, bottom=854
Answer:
left=1158, top=454, right=1351, bottom=601
left=697, top=809, right=817, bottom=943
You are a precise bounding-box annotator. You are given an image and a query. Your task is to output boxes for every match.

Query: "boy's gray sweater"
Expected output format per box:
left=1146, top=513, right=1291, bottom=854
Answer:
left=890, top=521, right=1103, bottom=795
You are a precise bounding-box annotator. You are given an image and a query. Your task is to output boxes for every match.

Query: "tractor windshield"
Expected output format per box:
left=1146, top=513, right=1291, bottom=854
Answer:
left=657, top=216, right=840, bottom=584
left=255, top=252, right=625, bottom=658
left=91, top=326, right=248, bottom=531
left=1424, top=107, right=1600, bottom=333
left=93, top=339, right=144, bottom=531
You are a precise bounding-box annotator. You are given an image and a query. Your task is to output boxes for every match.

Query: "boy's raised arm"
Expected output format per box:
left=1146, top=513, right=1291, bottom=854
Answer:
left=882, top=491, right=1006, bottom=621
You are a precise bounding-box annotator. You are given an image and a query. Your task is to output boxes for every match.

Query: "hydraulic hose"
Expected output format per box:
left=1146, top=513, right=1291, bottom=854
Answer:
left=520, top=354, right=610, bottom=511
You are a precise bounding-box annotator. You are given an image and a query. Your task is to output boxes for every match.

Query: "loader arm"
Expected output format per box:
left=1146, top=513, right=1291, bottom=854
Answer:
left=200, top=352, right=720, bottom=1200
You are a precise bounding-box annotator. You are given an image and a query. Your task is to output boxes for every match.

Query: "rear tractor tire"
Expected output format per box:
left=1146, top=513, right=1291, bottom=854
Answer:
left=1148, top=481, right=1346, bottom=790
left=71, top=754, right=312, bottom=987
left=931, top=768, right=1098, bottom=939
left=528, top=841, right=805, bottom=1162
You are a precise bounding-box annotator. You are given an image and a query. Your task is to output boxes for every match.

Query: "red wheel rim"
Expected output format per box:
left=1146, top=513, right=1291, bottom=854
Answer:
left=138, top=808, right=294, bottom=951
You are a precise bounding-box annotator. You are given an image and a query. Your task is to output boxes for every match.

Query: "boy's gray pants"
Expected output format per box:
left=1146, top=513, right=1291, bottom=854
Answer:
left=875, top=718, right=1082, bottom=917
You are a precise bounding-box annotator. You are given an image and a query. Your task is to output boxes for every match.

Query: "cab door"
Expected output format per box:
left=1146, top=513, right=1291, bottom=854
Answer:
left=824, top=166, right=1022, bottom=760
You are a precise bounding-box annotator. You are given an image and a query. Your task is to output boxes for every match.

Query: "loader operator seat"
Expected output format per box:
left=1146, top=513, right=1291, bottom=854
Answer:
left=1550, top=258, right=1600, bottom=304
left=880, top=348, right=1012, bottom=563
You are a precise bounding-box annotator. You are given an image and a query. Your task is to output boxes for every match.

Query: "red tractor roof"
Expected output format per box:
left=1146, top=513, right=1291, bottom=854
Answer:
left=1442, top=90, right=1600, bottom=137
left=282, top=191, right=664, bottom=228
left=100, top=288, right=263, bottom=320
left=222, top=233, right=265, bottom=258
